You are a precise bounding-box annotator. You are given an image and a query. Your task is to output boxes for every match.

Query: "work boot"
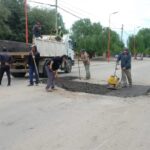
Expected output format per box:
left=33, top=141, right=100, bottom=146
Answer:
left=46, top=88, right=53, bottom=92
left=121, top=84, right=127, bottom=88
left=28, top=83, right=33, bottom=86
left=52, top=87, right=57, bottom=90
left=129, top=84, right=132, bottom=87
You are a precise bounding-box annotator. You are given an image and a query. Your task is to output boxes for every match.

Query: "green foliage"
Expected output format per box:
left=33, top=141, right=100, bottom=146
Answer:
left=0, top=2, right=11, bottom=39
left=127, top=28, right=150, bottom=55
left=1, top=0, right=25, bottom=41
left=0, top=0, right=67, bottom=42
left=28, top=8, right=55, bottom=42
left=71, top=19, right=124, bottom=56
left=110, top=30, right=123, bottom=55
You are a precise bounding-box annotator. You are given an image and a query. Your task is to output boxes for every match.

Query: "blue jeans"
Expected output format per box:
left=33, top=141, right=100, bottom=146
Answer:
left=29, top=65, right=39, bottom=85
left=45, top=66, right=55, bottom=89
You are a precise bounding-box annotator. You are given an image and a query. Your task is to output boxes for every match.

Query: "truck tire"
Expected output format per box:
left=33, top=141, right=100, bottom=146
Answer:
left=39, top=67, right=47, bottom=78
left=64, top=59, right=72, bottom=73
left=39, top=60, right=48, bottom=78
left=11, top=73, right=26, bottom=78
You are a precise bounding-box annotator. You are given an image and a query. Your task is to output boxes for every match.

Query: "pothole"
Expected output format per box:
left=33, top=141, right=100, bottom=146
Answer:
left=42, top=76, right=150, bottom=98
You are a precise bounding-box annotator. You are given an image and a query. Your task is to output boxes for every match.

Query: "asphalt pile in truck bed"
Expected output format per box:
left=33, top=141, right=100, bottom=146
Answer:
left=0, top=40, right=31, bottom=52
left=42, top=76, right=150, bottom=97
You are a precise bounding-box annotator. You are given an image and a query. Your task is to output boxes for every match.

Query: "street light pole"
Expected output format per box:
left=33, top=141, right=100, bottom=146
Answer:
left=101, top=28, right=104, bottom=53
left=121, top=24, right=124, bottom=42
left=107, top=11, right=119, bottom=62
left=134, top=26, right=140, bottom=59
left=24, top=0, right=28, bottom=48
left=107, top=15, right=111, bottom=62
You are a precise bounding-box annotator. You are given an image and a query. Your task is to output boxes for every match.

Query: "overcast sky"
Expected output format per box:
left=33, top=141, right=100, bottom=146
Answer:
left=28, top=0, right=150, bottom=44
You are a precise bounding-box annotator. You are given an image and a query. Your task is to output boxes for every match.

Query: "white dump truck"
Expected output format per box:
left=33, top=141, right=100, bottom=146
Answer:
left=0, top=34, right=75, bottom=77
left=35, top=34, right=75, bottom=77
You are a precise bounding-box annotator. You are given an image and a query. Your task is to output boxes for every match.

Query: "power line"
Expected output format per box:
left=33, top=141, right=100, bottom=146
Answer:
left=58, top=6, right=82, bottom=19
left=58, top=4, right=87, bottom=19
left=28, top=0, right=82, bottom=19
left=58, top=4, right=88, bottom=19
left=28, top=0, right=104, bottom=24
left=28, top=0, right=55, bottom=7
left=59, top=0, right=98, bottom=19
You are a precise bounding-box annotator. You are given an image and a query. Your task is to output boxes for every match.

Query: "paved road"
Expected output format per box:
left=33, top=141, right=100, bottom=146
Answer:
left=0, top=58, right=150, bottom=150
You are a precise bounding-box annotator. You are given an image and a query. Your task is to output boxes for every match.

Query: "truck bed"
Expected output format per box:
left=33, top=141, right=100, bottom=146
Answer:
left=0, top=40, right=31, bottom=52
left=35, top=38, right=67, bottom=57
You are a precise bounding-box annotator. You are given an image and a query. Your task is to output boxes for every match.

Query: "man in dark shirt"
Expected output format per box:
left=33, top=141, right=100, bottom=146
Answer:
left=32, top=22, right=41, bottom=37
left=0, top=47, right=13, bottom=86
left=32, top=22, right=42, bottom=44
left=45, top=56, right=67, bottom=92
left=27, top=45, right=40, bottom=86
left=117, top=48, right=132, bottom=87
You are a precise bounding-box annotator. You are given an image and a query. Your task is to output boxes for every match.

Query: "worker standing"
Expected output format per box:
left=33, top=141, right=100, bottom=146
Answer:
left=32, top=21, right=42, bottom=43
left=45, top=55, right=67, bottom=92
left=117, top=48, right=132, bottom=87
left=27, top=45, right=40, bottom=86
left=80, top=50, right=91, bottom=80
left=0, top=47, right=13, bottom=86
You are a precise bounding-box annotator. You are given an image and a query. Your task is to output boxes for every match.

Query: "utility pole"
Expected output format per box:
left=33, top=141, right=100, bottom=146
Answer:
left=121, top=24, right=123, bottom=42
left=107, top=15, right=111, bottom=62
left=107, top=11, right=119, bottom=62
left=133, top=26, right=140, bottom=59
left=24, top=0, right=28, bottom=48
left=55, top=0, right=58, bottom=35
left=101, top=28, right=104, bottom=53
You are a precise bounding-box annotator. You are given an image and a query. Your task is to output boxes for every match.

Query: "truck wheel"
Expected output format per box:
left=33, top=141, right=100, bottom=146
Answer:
left=11, top=73, right=26, bottom=78
left=39, top=67, right=47, bottom=78
left=64, top=59, right=72, bottom=73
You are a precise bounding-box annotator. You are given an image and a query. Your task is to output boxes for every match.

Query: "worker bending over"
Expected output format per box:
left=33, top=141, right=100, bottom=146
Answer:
left=45, top=55, right=67, bottom=92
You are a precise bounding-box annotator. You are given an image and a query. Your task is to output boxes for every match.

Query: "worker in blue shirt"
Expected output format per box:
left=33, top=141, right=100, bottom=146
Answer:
left=117, top=48, right=132, bottom=87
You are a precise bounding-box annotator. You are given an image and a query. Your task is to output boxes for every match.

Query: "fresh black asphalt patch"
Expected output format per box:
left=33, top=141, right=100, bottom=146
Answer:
left=42, top=76, right=150, bottom=98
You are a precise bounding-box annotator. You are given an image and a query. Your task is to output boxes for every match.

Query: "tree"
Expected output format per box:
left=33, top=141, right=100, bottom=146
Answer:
left=1, top=0, right=25, bottom=41
left=0, top=0, right=67, bottom=42
left=28, top=8, right=67, bottom=42
left=71, top=19, right=124, bottom=56
left=0, top=2, right=11, bottom=39
left=127, top=28, right=150, bottom=55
